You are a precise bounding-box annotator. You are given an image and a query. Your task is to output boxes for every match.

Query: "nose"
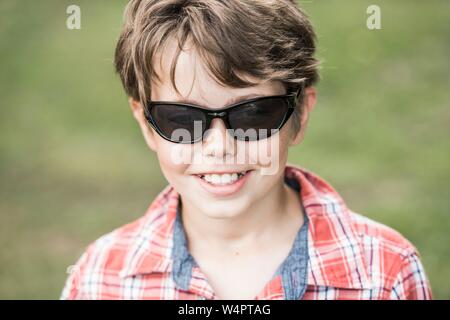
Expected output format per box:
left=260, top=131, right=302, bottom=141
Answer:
left=202, top=118, right=236, bottom=159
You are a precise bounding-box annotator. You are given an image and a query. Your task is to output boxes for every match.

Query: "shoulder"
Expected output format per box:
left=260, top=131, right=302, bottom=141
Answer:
left=286, top=164, right=432, bottom=298
left=78, top=214, right=149, bottom=272
left=61, top=186, right=176, bottom=299
left=347, top=210, right=431, bottom=293
left=76, top=185, right=176, bottom=272
left=347, top=211, right=433, bottom=299
left=77, top=203, right=169, bottom=274
left=348, top=210, right=418, bottom=256
left=60, top=215, right=147, bottom=299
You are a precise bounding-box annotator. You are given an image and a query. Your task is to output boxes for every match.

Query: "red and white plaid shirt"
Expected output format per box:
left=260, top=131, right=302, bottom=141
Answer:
left=61, top=164, right=432, bottom=300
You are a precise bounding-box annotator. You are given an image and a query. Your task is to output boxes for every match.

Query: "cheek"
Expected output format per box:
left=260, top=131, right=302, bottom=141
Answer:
left=154, top=139, right=191, bottom=181
left=246, top=128, right=290, bottom=175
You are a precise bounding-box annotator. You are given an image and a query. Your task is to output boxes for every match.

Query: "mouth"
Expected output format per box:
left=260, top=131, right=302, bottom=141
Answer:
left=197, top=170, right=250, bottom=185
left=192, top=170, right=253, bottom=197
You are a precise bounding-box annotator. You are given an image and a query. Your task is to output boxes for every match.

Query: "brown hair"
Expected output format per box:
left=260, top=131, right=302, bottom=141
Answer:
left=114, top=0, right=319, bottom=135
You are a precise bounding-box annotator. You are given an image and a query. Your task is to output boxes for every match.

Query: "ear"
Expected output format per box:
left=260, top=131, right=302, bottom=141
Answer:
left=128, top=98, right=157, bottom=151
left=289, top=86, right=317, bottom=146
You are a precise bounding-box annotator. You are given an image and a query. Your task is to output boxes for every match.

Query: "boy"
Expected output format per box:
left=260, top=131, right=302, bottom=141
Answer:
left=61, top=0, right=432, bottom=300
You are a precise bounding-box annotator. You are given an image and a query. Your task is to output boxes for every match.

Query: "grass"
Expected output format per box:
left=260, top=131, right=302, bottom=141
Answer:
left=0, top=0, right=449, bottom=299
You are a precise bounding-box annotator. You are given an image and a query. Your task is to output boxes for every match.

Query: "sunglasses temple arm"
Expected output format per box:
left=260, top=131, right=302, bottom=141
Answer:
left=296, top=81, right=306, bottom=99
left=292, top=81, right=306, bottom=108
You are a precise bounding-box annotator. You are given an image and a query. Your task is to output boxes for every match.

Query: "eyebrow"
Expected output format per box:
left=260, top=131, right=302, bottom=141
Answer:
left=172, top=93, right=265, bottom=108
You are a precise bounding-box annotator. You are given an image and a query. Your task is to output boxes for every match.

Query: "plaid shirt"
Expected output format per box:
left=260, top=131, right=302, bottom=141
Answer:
left=61, top=164, right=432, bottom=300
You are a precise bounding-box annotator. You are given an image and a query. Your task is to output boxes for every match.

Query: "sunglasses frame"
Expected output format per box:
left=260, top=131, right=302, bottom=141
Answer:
left=143, top=91, right=300, bottom=144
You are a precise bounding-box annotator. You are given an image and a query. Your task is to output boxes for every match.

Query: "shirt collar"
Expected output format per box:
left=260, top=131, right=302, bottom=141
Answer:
left=119, top=164, right=373, bottom=290
left=170, top=194, right=310, bottom=300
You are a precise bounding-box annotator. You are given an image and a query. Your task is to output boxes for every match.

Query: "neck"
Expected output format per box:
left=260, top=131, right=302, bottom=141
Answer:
left=180, top=174, right=303, bottom=254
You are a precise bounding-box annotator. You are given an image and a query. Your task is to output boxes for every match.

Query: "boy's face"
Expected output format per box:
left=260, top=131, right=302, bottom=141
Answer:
left=130, top=39, right=316, bottom=219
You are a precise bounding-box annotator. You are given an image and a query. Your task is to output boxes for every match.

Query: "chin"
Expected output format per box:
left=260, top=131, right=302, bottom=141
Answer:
left=197, top=200, right=250, bottom=220
left=203, top=211, right=243, bottom=220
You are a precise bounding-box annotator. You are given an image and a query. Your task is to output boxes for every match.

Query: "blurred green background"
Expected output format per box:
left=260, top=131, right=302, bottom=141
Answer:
left=0, top=0, right=449, bottom=299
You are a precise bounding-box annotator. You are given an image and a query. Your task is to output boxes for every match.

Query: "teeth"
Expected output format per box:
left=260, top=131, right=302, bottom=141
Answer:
left=201, top=171, right=247, bottom=185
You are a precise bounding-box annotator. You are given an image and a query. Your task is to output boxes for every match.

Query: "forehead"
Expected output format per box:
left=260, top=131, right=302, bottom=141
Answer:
left=151, top=37, right=285, bottom=108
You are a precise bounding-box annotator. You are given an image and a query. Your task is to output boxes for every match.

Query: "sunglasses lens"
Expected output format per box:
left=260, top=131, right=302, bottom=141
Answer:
left=149, top=104, right=206, bottom=143
left=228, top=97, right=291, bottom=141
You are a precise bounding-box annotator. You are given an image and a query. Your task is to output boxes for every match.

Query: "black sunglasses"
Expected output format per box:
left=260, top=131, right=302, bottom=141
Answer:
left=143, top=92, right=300, bottom=144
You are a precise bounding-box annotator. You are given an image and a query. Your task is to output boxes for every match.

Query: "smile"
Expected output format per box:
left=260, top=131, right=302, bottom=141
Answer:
left=198, top=171, right=249, bottom=185
left=193, top=170, right=253, bottom=196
